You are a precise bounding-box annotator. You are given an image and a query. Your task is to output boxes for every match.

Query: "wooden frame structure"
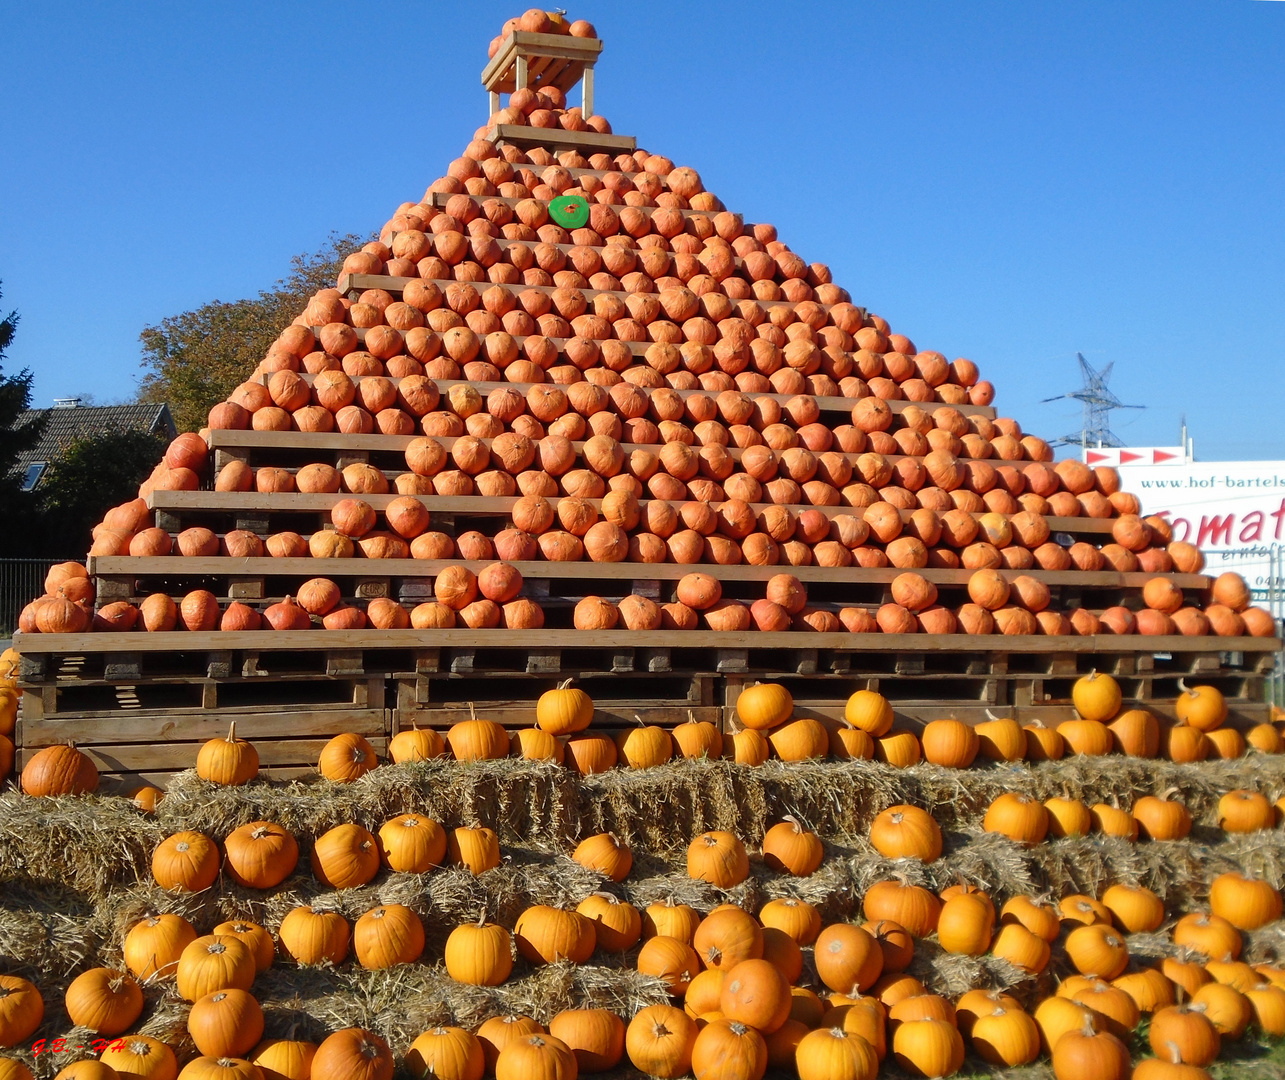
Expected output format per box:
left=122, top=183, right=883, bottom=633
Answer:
left=482, top=31, right=604, bottom=117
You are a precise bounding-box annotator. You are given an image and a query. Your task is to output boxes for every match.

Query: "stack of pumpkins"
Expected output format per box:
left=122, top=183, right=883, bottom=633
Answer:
left=22, top=116, right=1276, bottom=642
left=486, top=10, right=600, bottom=62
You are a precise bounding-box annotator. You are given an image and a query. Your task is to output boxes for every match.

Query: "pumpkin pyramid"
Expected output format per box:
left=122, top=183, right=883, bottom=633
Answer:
left=16, top=16, right=1276, bottom=667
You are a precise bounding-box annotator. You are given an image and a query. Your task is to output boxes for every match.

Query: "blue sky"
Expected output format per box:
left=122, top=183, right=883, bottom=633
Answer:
left=2, top=1, right=1282, bottom=459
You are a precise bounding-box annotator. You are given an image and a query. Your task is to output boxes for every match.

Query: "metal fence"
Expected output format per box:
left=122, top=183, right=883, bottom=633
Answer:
left=1266, top=550, right=1285, bottom=711
left=0, top=558, right=75, bottom=637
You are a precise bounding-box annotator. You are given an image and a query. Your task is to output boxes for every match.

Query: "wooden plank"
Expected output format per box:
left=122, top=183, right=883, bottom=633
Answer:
left=208, top=427, right=1125, bottom=490
left=14, top=627, right=1280, bottom=656
left=486, top=124, right=635, bottom=154
left=144, top=489, right=1120, bottom=534
left=18, top=708, right=386, bottom=748
left=18, top=698, right=384, bottom=722
left=338, top=271, right=854, bottom=315
left=249, top=372, right=996, bottom=421
left=86, top=555, right=1213, bottom=591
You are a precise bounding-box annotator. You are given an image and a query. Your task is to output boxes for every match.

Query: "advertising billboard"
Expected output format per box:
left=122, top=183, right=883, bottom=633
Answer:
left=1116, top=459, right=1285, bottom=605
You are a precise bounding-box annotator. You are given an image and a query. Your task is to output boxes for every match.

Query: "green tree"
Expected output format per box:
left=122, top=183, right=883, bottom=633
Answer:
left=35, top=427, right=169, bottom=557
left=0, top=282, right=50, bottom=556
left=138, top=231, right=367, bottom=432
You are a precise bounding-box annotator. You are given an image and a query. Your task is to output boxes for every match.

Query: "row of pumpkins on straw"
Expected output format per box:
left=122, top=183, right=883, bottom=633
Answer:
left=0, top=809, right=1282, bottom=1079
left=10, top=675, right=1278, bottom=801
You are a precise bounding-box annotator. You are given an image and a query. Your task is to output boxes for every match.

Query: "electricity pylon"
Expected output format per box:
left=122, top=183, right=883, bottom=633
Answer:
left=1041, top=353, right=1143, bottom=450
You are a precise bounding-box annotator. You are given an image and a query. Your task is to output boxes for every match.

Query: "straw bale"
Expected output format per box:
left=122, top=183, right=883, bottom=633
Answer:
left=0, top=790, right=161, bottom=899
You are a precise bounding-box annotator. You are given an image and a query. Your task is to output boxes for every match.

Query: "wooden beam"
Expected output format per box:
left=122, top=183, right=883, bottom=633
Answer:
left=14, top=627, right=1279, bottom=656
left=485, top=124, right=637, bottom=155
left=18, top=708, right=385, bottom=748
left=214, top=419, right=1000, bottom=473
left=86, top=554, right=1212, bottom=590
left=281, top=364, right=997, bottom=421
left=143, top=489, right=1120, bottom=534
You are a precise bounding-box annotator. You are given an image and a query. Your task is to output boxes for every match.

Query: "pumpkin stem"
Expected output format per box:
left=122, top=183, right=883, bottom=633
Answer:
left=469, top=701, right=476, bottom=721
left=226, top=721, right=237, bottom=743
left=633, top=714, right=646, bottom=728
left=1161, top=786, right=1182, bottom=801
left=1160, top=1040, right=1183, bottom=1065
left=783, top=814, right=804, bottom=834
left=557, top=678, right=574, bottom=690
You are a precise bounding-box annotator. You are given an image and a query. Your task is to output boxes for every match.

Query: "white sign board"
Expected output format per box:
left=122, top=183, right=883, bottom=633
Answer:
left=1117, top=459, right=1285, bottom=604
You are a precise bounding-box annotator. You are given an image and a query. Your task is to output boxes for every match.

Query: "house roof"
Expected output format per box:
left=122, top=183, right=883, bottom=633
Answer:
left=13, top=402, right=177, bottom=484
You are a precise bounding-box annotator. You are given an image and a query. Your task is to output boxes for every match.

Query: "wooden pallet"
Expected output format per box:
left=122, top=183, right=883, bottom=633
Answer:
left=14, top=627, right=1273, bottom=788
left=144, top=490, right=1118, bottom=537
left=19, top=654, right=386, bottom=720
left=16, top=631, right=1276, bottom=707
left=17, top=703, right=389, bottom=792
left=19, top=629, right=1272, bottom=660
left=486, top=124, right=635, bottom=156
left=19, top=636, right=1269, bottom=709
